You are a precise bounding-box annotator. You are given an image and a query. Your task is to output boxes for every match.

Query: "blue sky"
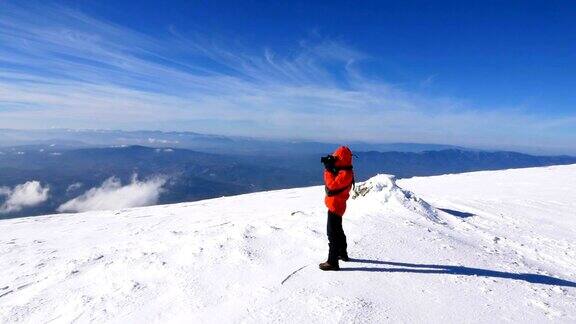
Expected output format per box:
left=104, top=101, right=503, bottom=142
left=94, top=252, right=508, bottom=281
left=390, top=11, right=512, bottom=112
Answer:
left=0, top=1, right=575, bottom=154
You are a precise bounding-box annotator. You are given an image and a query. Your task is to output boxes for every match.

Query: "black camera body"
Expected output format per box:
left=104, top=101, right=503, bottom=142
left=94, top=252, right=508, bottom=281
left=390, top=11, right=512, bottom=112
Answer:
left=320, top=154, right=336, bottom=166
left=321, top=155, right=337, bottom=174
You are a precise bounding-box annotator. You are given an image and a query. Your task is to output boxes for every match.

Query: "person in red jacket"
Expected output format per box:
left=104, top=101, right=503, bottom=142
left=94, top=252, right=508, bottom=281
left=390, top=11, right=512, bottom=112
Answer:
left=319, top=146, right=355, bottom=271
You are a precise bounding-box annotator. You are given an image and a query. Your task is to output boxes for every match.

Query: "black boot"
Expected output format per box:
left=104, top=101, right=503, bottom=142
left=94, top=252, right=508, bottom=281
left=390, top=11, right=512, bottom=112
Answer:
left=319, top=261, right=340, bottom=271
left=339, top=251, right=349, bottom=262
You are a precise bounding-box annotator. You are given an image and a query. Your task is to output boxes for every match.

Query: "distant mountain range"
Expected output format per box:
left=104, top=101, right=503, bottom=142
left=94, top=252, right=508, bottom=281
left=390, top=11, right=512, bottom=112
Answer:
left=1, top=142, right=575, bottom=219
left=352, top=149, right=576, bottom=179
left=0, top=128, right=464, bottom=155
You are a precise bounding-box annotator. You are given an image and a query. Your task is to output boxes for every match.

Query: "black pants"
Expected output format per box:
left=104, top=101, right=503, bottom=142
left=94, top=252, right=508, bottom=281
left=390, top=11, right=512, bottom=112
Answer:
left=327, top=211, right=347, bottom=264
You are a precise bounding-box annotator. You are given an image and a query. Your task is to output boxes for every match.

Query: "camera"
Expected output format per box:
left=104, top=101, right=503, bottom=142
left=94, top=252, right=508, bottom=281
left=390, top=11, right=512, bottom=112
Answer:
left=321, top=154, right=336, bottom=166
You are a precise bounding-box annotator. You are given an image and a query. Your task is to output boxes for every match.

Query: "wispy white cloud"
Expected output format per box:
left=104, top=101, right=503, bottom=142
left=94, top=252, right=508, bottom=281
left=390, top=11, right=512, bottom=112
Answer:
left=57, top=176, right=166, bottom=213
left=0, top=181, right=50, bottom=214
left=66, top=182, right=83, bottom=193
left=0, top=1, right=574, bottom=153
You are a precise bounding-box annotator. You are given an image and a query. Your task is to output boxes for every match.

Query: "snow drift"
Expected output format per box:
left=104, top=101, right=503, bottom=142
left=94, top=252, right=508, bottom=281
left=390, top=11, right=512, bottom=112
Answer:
left=352, top=174, right=442, bottom=223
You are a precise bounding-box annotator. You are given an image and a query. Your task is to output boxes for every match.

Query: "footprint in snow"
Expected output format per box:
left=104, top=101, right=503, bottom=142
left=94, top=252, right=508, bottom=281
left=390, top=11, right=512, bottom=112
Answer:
left=310, top=229, right=322, bottom=236
left=552, top=287, right=569, bottom=296
left=529, top=299, right=563, bottom=318
left=16, top=282, right=34, bottom=290
left=0, top=290, right=14, bottom=298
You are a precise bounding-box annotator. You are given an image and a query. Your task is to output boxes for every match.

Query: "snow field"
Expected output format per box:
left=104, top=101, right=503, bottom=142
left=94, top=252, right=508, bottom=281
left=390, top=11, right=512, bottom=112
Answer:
left=1, top=164, right=576, bottom=323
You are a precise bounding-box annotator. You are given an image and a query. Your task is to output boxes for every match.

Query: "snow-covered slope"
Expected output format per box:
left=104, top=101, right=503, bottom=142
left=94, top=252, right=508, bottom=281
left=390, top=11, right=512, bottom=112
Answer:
left=1, top=165, right=576, bottom=323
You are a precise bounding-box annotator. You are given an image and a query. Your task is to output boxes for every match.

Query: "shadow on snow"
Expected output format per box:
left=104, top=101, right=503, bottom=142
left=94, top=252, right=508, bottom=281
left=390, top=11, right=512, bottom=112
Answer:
left=438, top=208, right=475, bottom=218
left=341, top=259, right=576, bottom=288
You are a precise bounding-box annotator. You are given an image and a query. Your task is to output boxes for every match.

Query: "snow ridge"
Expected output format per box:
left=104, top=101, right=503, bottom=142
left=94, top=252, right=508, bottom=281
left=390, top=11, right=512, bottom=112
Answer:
left=352, top=174, right=443, bottom=224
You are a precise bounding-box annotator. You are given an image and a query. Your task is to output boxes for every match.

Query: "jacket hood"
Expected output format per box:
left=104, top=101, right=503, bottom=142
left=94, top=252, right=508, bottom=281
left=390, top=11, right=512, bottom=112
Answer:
left=332, top=146, right=353, bottom=167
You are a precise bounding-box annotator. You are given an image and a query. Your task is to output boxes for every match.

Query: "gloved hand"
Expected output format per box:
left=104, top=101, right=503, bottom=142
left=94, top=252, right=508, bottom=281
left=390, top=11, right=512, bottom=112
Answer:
left=325, top=164, right=338, bottom=175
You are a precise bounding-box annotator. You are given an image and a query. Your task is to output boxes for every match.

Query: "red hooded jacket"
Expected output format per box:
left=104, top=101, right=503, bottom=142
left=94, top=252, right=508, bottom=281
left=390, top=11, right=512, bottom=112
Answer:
left=324, top=146, right=354, bottom=216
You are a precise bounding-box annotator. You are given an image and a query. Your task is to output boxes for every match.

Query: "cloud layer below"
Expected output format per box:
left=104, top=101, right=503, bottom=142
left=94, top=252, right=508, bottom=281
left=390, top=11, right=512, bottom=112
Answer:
left=0, top=181, right=50, bottom=214
left=57, top=176, right=166, bottom=213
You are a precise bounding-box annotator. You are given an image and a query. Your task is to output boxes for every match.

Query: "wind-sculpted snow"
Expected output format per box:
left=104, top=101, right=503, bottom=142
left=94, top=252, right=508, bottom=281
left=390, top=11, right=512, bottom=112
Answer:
left=352, top=174, right=443, bottom=224
left=1, top=165, right=576, bottom=322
